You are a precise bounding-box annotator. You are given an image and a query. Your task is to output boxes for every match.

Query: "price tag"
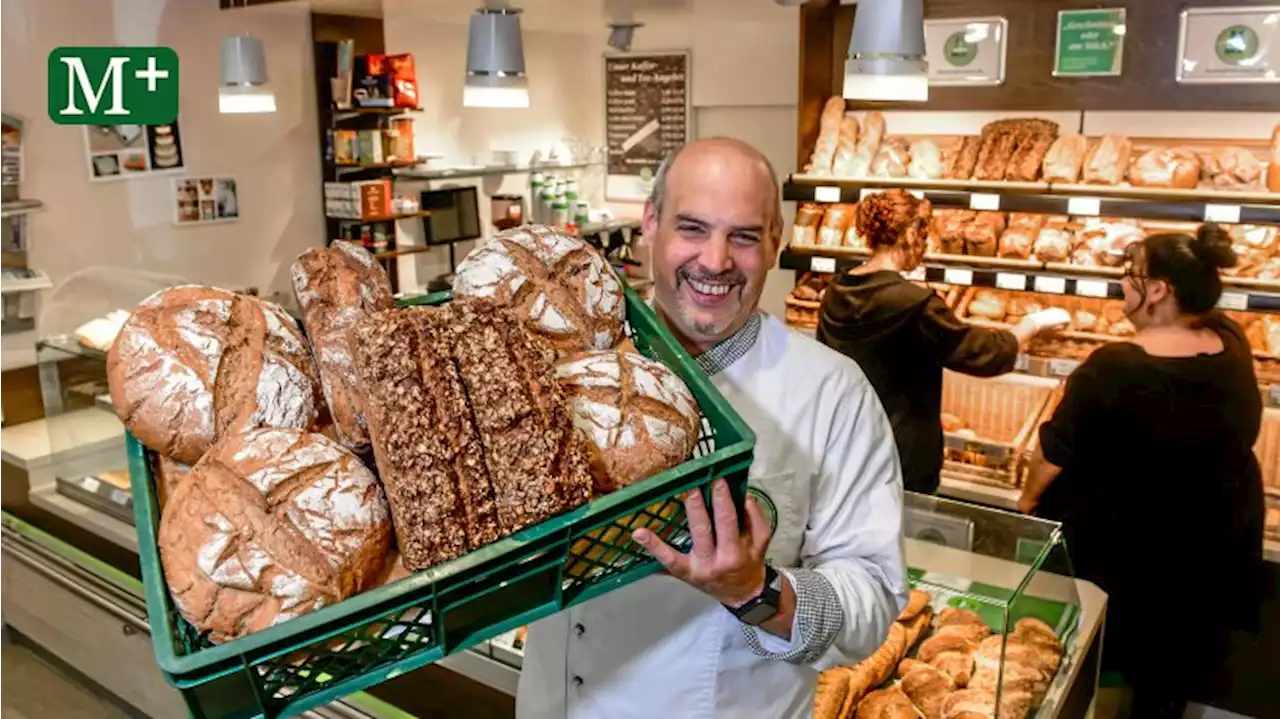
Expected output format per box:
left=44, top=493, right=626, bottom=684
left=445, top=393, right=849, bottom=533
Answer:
left=996, top=272, right=1027, bottom=291
left=943, top=268, right=974, bottom=286
left=110, top=489, right=130, bottom=506
left=814, top=186, right=841, bottom=203
left=969, top=193, right=1001, bottom=211
left=1034, top=276, right=1067, bottom=294
left=810, top=256, right=837, bottom=274
left=1204, top=204, right=1241, bottom=224
left=1270, top=384, right=1280, bottom=407
left=902, top=266, right=927, bottom=281
left=1217, top=292, right=1248, bottom=310
left=1015, top=354, right=1031, bottom=372
left=908, top=189, right=926, bottom=200
left=859, top=188, right=877, bottom=201
left=1067, top=197, right=1101, bottom=216
left=1049, top=358, right=1079, bottom=377
left=1075, top=279, right=1109, bottom=298
left=81, top=476, right=101, bottom=494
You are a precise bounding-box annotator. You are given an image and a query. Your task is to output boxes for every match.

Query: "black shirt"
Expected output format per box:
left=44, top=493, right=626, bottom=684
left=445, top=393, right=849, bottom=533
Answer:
left=817, top=271, right=1019, bottom=492
left=1036, top=313, right=1265, bottom=676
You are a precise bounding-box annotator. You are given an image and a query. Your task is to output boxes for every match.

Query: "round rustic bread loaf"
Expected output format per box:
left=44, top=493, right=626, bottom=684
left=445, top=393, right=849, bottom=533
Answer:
left=554, top=349, right=700, bottom=492
left=451, top=225, right=625, bottom=354
left=107, top=285, right=322, bottom=464
left=159, top=428, right=391, bottom=643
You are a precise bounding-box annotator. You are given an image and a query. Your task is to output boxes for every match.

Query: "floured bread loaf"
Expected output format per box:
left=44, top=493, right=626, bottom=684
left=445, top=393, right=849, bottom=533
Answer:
left=107, top=286, right=321, bottom=464
left=452, top=225, right=625, bottom=355
left=159, top=428, right=391, bottom=642
left=555, top=349, right=700, bottom=492
left=156, top=456, right=192, bottom=510
left=291, top=242, right=394, bottom=450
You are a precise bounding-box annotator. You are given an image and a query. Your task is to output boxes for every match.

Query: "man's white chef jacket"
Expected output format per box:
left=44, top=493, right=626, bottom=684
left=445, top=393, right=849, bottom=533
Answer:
left=517, top=312, right=908, bottom=718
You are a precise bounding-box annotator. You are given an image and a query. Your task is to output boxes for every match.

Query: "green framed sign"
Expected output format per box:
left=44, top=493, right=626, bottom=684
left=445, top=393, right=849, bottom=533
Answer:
left=1054, top=8, right=1127, bottom=77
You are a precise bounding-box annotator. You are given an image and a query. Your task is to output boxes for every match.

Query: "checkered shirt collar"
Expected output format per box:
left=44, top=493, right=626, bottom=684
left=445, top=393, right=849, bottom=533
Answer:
left=693, top=312, right=763, bottom=377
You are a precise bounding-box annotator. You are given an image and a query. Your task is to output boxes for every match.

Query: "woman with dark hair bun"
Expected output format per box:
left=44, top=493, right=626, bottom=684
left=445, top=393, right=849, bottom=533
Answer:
left=1020, top=224, right=1265, bottom=718
left=818, top=189, right=1068, bottom=493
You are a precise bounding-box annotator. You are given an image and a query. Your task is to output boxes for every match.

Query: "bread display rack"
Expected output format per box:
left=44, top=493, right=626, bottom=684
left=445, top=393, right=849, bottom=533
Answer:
left=939, top=371, right=1060, bottom=489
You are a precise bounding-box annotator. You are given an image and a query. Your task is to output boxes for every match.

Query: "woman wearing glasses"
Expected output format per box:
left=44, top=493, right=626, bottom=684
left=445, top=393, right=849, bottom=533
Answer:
left=818, top=190, right=1068, bottom=494
left=1020, top=224, right=1265, bottom=718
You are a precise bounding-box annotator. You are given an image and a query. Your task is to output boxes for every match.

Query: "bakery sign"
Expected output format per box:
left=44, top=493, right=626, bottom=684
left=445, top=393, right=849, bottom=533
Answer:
left=1176, top=6, right=1280, bottom=84
left=604, top=51, right=690, bottom=202
left=1054, top=8, right=1127, bottom=77
left=923, top=17, right=1008, bottom=86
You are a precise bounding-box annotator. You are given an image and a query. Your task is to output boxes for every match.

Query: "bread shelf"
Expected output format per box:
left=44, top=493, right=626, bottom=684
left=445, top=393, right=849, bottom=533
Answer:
left=784, top=175, right=1280, bottom=226
left=779, top=247, right=1280, bottom=313
left=330, top=106, right=420, bottom=122
left=1, top=198, right=45, bottom=217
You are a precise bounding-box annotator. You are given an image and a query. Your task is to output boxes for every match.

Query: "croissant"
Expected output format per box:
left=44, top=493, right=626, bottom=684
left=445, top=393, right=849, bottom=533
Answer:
left=813, top=667, right=858, bottom=719
left=897, top=589, right=932, bottom=623
left=1012, top=617, right=1063, bottom=654
left=941, top=688, right=1034, bottom=719
left=937, top=607, right=986, bottom=628
left=898, top=658, right=955, bottom=719
left=856, top=687, right=917, bottom=719
left=918, top=633, right=979, bottom=687
left=932, top=622, right=992, bottom=643
left=969, top=660, right=1051, bottom=708
left=976, top=634, right=1062, bottom=677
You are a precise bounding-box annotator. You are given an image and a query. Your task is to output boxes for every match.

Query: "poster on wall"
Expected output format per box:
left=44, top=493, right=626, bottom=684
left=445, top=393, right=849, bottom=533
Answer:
left=924, top=17, right=1008, bottom=86
left=604, top=51, right=690, bottom=202
left=1054, top=8, right=1127, bottom=77
left=84, top=120, right=184, bottom=182
left=1176, top=6, right=1280, bottom=84
left=172, top=176, right=238, bottom=226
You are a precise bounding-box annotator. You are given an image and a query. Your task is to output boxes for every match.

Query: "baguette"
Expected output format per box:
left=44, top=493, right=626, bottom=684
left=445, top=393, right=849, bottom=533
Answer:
left=807, top=96, right=847, bottom=175
left=831, top=116, right=862, bottom=177
left=849, top=111, right=885, bottom=178
left=1268, top=121, right=1280, bottom=192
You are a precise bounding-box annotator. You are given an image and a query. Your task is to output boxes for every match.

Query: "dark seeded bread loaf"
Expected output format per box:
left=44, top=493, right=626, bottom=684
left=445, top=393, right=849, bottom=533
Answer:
left=107, top=286, right=321, bottom=464
left=291, top=242, right=394, bottom=450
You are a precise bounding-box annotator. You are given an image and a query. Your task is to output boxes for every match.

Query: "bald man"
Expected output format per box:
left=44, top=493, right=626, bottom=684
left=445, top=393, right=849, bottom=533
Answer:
left=517, top=138, right=906, bottom=718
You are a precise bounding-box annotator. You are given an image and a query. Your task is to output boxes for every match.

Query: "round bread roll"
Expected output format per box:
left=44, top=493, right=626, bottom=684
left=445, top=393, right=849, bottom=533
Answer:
left=107, top=286, right=321, bottom=464
left=452, top=225, right=625, bottom=355
left=554, top=349, right=700, bottom=492
left=159, top=429, right=391, bottom=643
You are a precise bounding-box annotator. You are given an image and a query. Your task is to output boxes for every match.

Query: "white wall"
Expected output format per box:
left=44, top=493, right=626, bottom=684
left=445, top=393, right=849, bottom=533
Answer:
left=1, top=0, right=323, bottom=368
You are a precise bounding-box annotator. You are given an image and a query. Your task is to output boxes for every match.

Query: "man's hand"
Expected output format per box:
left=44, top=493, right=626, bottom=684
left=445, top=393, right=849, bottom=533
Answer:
left=632, top=478, right=773, bottom=607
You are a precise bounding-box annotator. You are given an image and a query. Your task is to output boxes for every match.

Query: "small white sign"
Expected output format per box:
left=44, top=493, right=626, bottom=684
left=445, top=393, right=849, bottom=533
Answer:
left=925, top=17, right=1009, bottom=86
left=908, top=189, right=926, bottom=200
left=1270, top=383, right=1280, bottom=407
left=1177, top=6, right=1280, bottom=85
left=1217, top=291, right=1249, bottom=310
left=1034, top=276, right=1067, bottom=294
left=1204, top=203, right=1242, bottom=224
left=1075, top=279, right=1110, bottom=298
left=996, top=272, right=1027, bottom=291
left=111, top=489, right=130, bottom=505
left=903, top=266, right=927, bottom=281
left=81, top=476, right=101, bottom=493
left=859, top=188, right=877, bottom=201
left=969, top=193, right=1001, bottom=211
left=944, top=268, right=974, bottom=285
left=810, top=256, right=837, bottom=274
left=814, top=186, right=842, bottom=203
left=1067, top=197, right=1102, bottom=216
left=1049, top=358, right=1080, bottom=377
left=1015, top=354, right=1031, bottom=372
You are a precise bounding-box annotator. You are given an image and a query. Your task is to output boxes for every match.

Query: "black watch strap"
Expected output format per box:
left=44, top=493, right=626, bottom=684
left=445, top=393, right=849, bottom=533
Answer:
left=725, top=565, right=783, bottom=626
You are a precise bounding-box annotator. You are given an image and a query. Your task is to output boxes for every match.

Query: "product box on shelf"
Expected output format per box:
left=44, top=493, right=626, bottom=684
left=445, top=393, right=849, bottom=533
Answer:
left=324, top=180, right=392, bottom=220
left=128, top=286, right=756, bottom=719
left=353, top=54, right=393, bottom=108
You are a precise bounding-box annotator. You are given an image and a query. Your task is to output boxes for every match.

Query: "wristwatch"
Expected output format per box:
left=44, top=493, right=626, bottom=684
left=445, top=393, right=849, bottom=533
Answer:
left=725, top=564, right=783, bottom=626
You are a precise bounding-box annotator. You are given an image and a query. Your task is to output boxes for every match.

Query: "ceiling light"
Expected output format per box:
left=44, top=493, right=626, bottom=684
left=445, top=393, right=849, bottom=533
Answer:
left=464, top=6, right=529, bottom=108
left=607, top=22, right=643, bottom=52
left=220, top=35, right=276, bottom=114
left=843, top=0, right=929, bottom=102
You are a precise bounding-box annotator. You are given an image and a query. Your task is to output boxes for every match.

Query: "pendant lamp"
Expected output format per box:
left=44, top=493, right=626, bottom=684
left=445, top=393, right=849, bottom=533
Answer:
left=463, top=6, right=530, bottom=108
left=843, top=0, right=929, bottom=102
left=220, top=35, right=277, bottom=114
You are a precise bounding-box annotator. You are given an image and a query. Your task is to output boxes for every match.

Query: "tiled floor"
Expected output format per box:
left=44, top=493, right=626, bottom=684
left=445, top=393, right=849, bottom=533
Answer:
left=2, top=643, right=131, bottom=719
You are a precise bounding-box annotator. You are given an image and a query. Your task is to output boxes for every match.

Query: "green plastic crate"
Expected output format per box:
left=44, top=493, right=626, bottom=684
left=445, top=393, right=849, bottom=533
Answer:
left=129, top=285, right=756, bottom=719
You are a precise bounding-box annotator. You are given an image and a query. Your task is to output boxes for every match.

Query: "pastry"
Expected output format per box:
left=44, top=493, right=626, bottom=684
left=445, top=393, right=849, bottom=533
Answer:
left=937, top=607, right=986, bottom=628
left=1208, top=146, right=1263, bottom=189
left=807, top=96, right=847, bottom=175
left=898, top=659, right=955, bottom=719
left=918, top=633, right=979, bottom=687
left=107, top=286, right=322, bottom=465
left=909, top=140, right=945, bottom=180
left=813, top=667, right=857, bottom=719
left=831, top=116, right=862, bottom=177
left=291, top=242, right=394, bottom=450
left=452, top=225, right=625, bottom=356
left=555, top=349, right=701, bottom=492
left=855, top=687, right=917, bottom=719
left=941, top=687, right=1033, bottom=719
left=1042, top=134, right=1088, bottom=183
left=1129, top=147, right=1202, bottom=189
left=158, top=428, right=392, bottom=643
left=897, top=588, right=933, bottom=622
left=1082, top=135, right=1132, bottom=185
left=871, top=137, right=911, bottom=178
left=976, top=633, right=1062, bottom=677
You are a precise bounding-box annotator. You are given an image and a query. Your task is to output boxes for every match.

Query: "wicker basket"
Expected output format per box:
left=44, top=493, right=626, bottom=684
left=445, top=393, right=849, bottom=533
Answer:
left=1259, top=407, right=1280, bottom=501
left=941, top=370, right=1060, bottom=487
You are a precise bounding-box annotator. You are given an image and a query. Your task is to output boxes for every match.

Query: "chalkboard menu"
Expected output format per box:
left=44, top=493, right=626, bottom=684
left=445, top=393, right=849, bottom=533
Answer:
left=604, top=52, right=689, bottom=202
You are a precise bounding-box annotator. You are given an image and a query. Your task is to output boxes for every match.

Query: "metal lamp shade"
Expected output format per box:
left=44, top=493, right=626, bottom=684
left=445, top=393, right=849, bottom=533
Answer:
left=843, top=0, right=929, bottom=102
left=464, top=9, right=530, bottom=108
left=220, top=35, right=276, bottom=114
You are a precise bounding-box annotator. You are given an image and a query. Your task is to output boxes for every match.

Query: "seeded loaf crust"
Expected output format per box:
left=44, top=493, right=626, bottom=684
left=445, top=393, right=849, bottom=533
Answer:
left=291, top=242, right=394, bottom=450
left=451, top=225, right=625, bottom=355
left=158, top=428, right=391, bottom=643
left=554, top=349, right=700, bottom=492
left=107, top=286, right=321, bottom=464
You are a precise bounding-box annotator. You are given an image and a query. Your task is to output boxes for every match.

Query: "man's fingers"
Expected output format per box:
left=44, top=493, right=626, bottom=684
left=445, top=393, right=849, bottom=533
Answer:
left=684, top=488, right=716, bottom=562
left=744, top=494, right=773, bottom=558
left=710, top=478, right=740, bottom=546
left=633, top=528, right=690, bottom=578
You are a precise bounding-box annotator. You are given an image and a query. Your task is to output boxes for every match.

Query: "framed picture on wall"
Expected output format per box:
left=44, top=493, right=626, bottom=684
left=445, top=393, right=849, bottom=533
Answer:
left=85, top=119, right=184, bottom=182
left=172, top=175, right=238, bottom=226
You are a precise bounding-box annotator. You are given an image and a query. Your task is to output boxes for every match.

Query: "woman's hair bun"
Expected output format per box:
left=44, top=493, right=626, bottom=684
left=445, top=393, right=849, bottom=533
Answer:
left=1191, top=223, right=1237, bottom=270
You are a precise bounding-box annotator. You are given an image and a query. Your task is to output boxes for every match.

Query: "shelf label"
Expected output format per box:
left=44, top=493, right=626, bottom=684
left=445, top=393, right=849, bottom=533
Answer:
left=1015, top=354, right=1031, bottom=372
left=859, top=188, right=877, bottom=201
left=1217, top=292, right=1248, bottom=310
left=1034, top=276, right=1067, bottom=294
left=1203, top=203, right=1241, bottom=224
left=110, top=489, right=130, bottom=506
left=814, top=185, right=841, bottom=203
left=1067, top=197, right=1101, bottom=216
left=908, top=189, right=926, bottom=200
left=1075, top=279, right=1109, bottom=298
left=1049, top=358, right=1080, bottom=377
left=1270, top=384, right=1280, bottom=407
left=996, top=272, right=1027, bottom=291
left=81, top=476, right=101, bottom=493
left=969, top=193, right=1001, bottom=211
left=902, top=266, right=927, bottom=281
left=810, top=256, right=837, bottom=274
left=943, top=268, right=974, bottom=286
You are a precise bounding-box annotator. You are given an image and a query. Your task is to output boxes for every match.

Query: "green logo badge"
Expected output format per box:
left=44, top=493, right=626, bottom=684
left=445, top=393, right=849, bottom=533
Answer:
left=48, top=47, right=179, bottom=125
left=944, top=32, right=979, bottom=67
left=1215, top=25, right=1259, bottom=65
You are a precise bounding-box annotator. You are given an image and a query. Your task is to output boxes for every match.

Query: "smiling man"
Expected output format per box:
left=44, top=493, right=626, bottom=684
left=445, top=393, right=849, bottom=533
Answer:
left=516, top=138, right=907, bottom=719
